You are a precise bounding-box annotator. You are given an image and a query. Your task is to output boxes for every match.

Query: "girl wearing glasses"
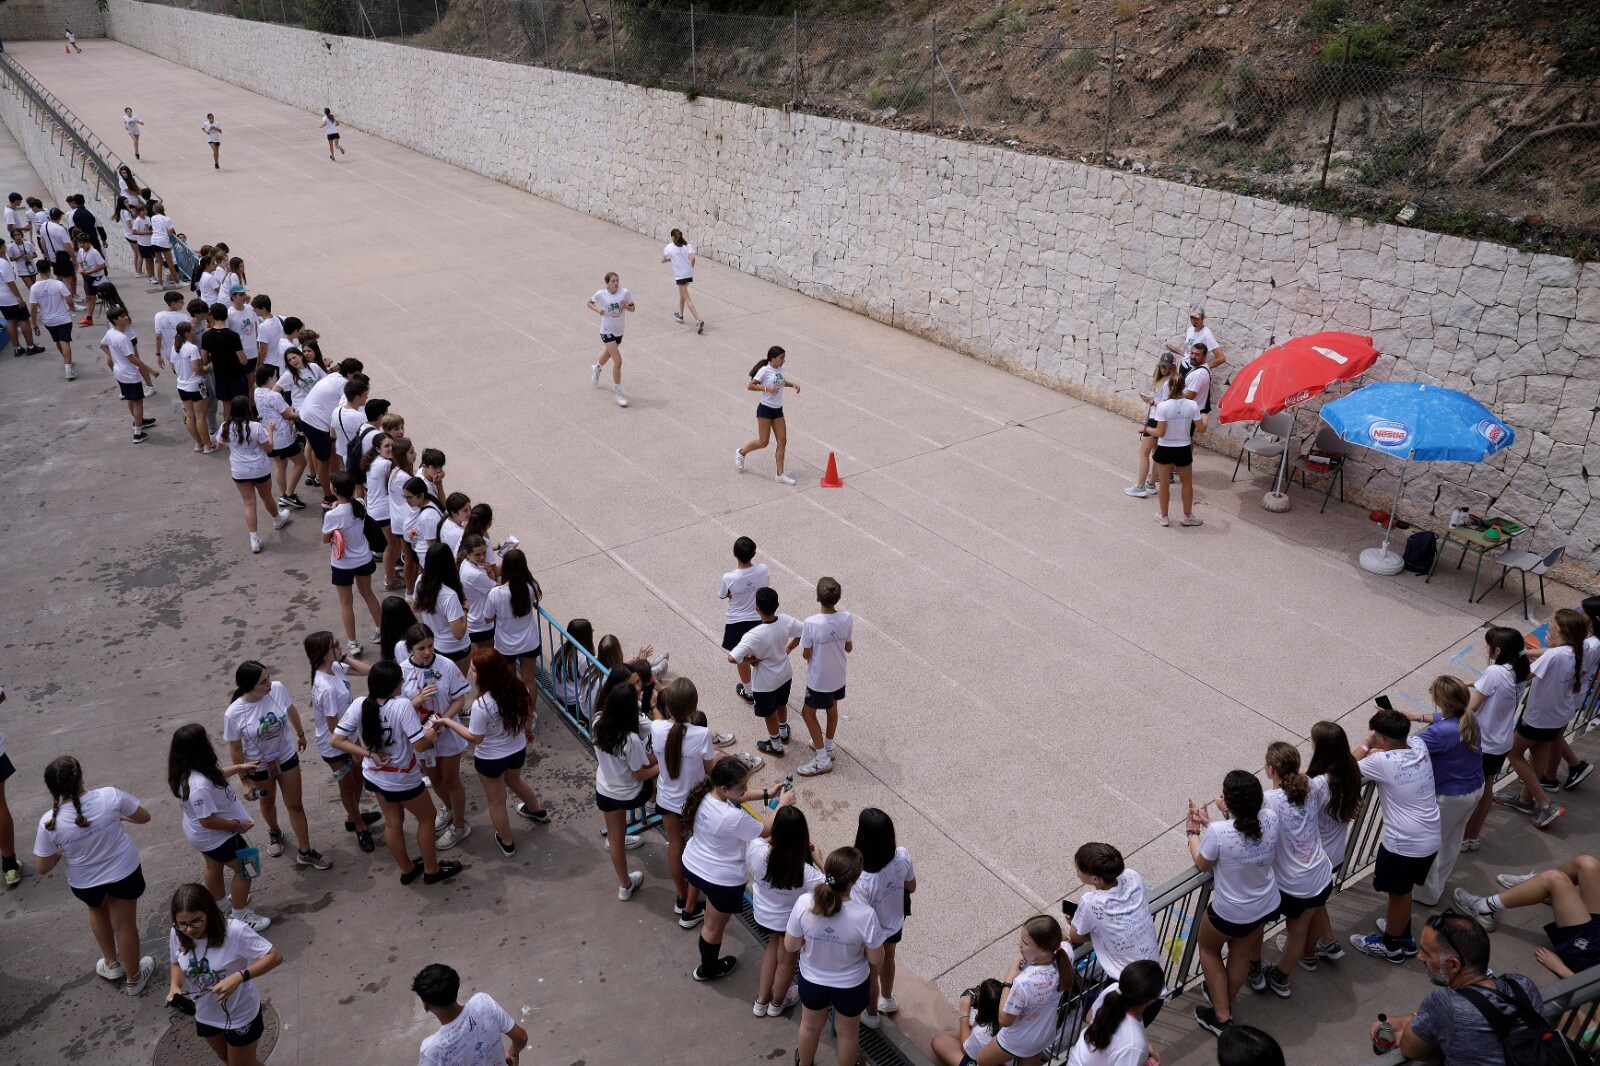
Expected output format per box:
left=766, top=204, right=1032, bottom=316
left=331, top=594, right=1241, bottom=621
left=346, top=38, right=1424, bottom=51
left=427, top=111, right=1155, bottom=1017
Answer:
left=165, top=882, right=283, bottom=1065
left=399, top=626, right=472, bottom=853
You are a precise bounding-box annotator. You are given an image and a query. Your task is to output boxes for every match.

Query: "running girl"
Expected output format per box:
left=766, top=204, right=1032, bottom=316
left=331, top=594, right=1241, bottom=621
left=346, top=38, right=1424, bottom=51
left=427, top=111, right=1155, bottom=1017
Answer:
left=592, top=683, right=659, bottom=901
left=32, top=756, right=155, bottom=995
left=786, top=846, right=887, bottom=1066
left=252, top=364, right=307, bottom=513
left=322, top=471, right=383, bottom=658
left=486, top=547, right=542, bottom=694
left=202, top=113, right=223, bottom=169
left=168, top=723, right=271, bottom=931
left=304, top=632, right=380, bottom=852
left=321, top=108, right=346, bottom=160
left=1141, top=366, right=1206, bottom=527
left=331, top=661, right=462, bottom=885
left=164, top=883, right=283, bottom=1065
left=650, top=679, right=718, bottom=928
left=661, top=228, right=703, bottom=332
left=432, top=647, right=550, bottom=857
left=735, top=346, right=801, bottom=485
left=854, top=808, right=916, bottom=1027
left=398, top=625, right=472, bottom=851
left=747, top=804, right=824, bottom=1017
left=415, top=544, right=471, bottom=663
left=215, top=402, right=292, bottom=554
left=587, top=272, right=634, bottom=408
left=123, top=108, right=143, bottom=159
left=223, top=662, right=331, bottom=871
left=978, top=916, right=1076, bottom=1066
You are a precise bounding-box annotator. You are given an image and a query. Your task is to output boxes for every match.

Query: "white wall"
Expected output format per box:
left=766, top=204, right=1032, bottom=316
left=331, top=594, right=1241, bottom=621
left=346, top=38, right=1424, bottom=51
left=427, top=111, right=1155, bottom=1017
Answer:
left=101, top=0, right=1600, bottom=578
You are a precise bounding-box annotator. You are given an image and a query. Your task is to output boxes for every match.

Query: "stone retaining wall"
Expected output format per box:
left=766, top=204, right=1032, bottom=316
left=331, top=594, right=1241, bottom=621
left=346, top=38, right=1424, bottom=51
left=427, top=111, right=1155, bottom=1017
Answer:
left=2, top=0, right=105, bottom=42
left=102, top=0, right=1600, bottom=582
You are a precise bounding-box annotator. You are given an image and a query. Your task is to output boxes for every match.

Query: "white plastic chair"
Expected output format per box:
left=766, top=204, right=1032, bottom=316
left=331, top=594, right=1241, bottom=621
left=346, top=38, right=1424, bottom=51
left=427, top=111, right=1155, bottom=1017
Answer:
left=1231, top=411, right=1294, bottom=482
left=1476, top=536, right=1575, bottom=620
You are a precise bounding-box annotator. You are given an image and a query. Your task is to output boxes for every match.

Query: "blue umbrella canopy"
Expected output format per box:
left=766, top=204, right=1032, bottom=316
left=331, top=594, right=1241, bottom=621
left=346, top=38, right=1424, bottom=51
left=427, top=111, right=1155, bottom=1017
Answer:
left=1318, top=382, right=1515, bottom=463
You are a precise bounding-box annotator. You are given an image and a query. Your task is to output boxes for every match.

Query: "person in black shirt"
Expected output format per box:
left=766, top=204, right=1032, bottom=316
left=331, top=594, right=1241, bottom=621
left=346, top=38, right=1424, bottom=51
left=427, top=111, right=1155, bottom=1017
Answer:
left=65, top=194, right=100, bottom=252
left=201, top=301, right=250, bottom=420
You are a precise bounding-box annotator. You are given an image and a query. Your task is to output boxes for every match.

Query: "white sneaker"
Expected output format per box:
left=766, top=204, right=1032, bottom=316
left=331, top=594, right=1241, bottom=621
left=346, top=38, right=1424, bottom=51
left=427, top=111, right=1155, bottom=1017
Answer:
left=370, top=626, right=383, bottom=642
left=860, top=1012, right=881, bottom=1029
left=623, top=833, right=644, bottom=850
left=775, top=474, right=796, bottom=486
left=95, top=958, right=125, bottom=981
left=124, top=956, right=154, bottom=996
left=346, top=640, right=364, bottom=657
left=734, top=450, right=746, bottom=473
left=590, top=363, right=602, bottom=386
left=650, top=652, right=669, bottom=676
left=434, top=808, right=452, bottom=832
left=712, top=731, right=736, bottom=748
left=878, top=994, right=900, bottom=1014
left=249, top=532, right=262, bottom=553
left=768, top=985, right=800, bottom=1015
left=1497, top=872, right=1536, bottom=890
left=272, top=511, right=293, bottom=530
left=64, top=364, right=77, bottom=380
left=437, top=824, right=469, bottom=850
left=1124, top=484, right=1151, bottom=497
left=752, top=998, right=769, bottom=1017
left=618, top=870, right=643, bottom=901
left=796, top=755, right=833, bottom=777
left=236, top=909, right=272, bottom=932
left=615, top=389, right=628, bottom=408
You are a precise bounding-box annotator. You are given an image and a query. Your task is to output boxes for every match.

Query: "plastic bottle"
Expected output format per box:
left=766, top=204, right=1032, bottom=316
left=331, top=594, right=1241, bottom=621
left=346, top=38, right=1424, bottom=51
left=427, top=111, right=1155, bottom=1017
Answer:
left=1372, top=1013, right=1397, bottom=1055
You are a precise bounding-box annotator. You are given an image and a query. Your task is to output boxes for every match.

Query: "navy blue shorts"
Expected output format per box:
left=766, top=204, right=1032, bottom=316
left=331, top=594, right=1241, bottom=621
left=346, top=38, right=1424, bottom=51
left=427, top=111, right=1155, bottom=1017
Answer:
left=118, top=380, right=144, bottom=401
left=0, top=304, right=28, bottom=322
left=798, top=974, right=870, bottom=1018
left=684, top=865, right=746, bottom=915
left=201, top=833, right=249, bottom=865
left=364, top=778, right=425, bottom=804
left=753, top=680, right=791, bottom=719
left=1548, top=913, right=1600, bottom=973
left=70, top=864, right=145, bottom=907
left=0, top=752, right=14, bottom=783
left=302, top=422, right=333, bottom=461
left=473, top=748, right=526, bottom=779
left=722, top=619, right=760, bottom=651
left=469, top=628, right=495, bottom=645
left=1373, top=844, right=1435, bottom=895
left=179, top=388, right=204, bottom=402
left=757, top=403, right=784, bottom=421
left=601, top=333, right=623, bottom=345
left=675, top=277, right=692, bottom=286
left=196, top=1007, right=264, bottom=1047
left=595, top=780, right=653, bottom=813
left=332, top=559, right=377, bottom=587
left=45, top=322, right=72, bottom=343
left=804, top=685, right=845, bottom=709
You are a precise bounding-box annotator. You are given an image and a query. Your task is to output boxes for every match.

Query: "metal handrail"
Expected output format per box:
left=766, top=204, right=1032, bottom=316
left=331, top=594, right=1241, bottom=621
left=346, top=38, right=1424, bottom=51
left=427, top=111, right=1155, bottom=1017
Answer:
left=0, top=52, right=124, bottom=202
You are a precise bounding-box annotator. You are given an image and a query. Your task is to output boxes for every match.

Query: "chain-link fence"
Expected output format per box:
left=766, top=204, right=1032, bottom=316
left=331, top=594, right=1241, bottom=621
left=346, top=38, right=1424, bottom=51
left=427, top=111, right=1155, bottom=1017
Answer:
left=133, top=0, right=1600, bottom=248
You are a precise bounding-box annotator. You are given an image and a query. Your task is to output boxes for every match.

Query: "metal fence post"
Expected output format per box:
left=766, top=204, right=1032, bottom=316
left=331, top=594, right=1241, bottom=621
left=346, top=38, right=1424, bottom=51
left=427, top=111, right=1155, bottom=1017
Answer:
left=1318, top=32, right=1353, bottom=193
left=538, top=0, right=549, bottom=65
left=434, top=0, right=441, bottom=27
left=689, top=4, right=696, bottom=86
left=791, top=9, right=799, bottom=105
left=479, top=0, right=490, bottom=53
left=1101, top=32, right=1117, bottom=163
left=278, top=0, right=289, bottom=24
left=397, top=0, right=406, bottom=41
left=609, top=1, right=618, bottom=74
left=929, top=19, right=937, bottom=127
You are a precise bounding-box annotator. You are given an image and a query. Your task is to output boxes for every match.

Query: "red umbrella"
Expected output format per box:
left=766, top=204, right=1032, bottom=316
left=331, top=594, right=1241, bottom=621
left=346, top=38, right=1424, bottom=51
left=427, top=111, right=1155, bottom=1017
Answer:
left=1217, top=331, right=1380, bottom=425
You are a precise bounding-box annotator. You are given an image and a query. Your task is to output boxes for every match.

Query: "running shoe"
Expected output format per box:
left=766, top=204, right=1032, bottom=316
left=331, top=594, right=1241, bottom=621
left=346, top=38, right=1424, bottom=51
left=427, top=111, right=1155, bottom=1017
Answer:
left=370, top=626, right=383, bottom=643
left=1498, top=872, right=1536, bottom=889
left=438, top=825, right=470, bottom=851
left=96, top=958, right=125, bottom=981
left=296, top=849, right=332, bottom=870
left=1373, top=920, right=1419, bottom=954
left=1264, top=966, right=1291, bottom=999
left=434, top=808, right=451, bottom=831
left=1123, top=484, right=1151, bottom=497
left=778, top=723, right=791, bottom=743
left=266, top=829, right=285, bottom=857
left=768, top=986, right=799, bottom=1015
left=735, top=451, right=746, bottom=472
left=124, top=956, right=155, bottom=997
left=1349, top=933, right=1408, bottom=964
left=1495, top=789, right=1537, bottom=815
left=752, top=998, right=769, bottom=1017
left=284, top=493, right=307, bottom=510
left=1156, top=514, right=1170, bottom=527
left=346, top=640, right=364, bottom=657
left=495, top=835, right=515, bottom=857
left=673, top=312, right=684, bottom=323
left=1460, top=838, right=1481, bottom=852
left=678, top=903, right=706, bottom=929
left=757, top=737, right=785, bottom=756
left=1533, top=802, right=1566, bottom=829
left=131, top=431, right=146, bottom=444
left=1193, top=1004, right=1231, bottom=1036
left=691, top=955, right=738, bottom=982
left=249, top=532, right=263, bottom=553
left=237, top=909, right=272, bottom=932
left=1180, top=514, right=1204, bottom=526
left=618, top=870, right=643, bottom=901
left=736, top=751, right=765, bottom=772
left=1452, top=887, right=1498, bottom=931
left=3, top=863, right=19, bottom=889
left=697, top=320, right=705, bottom=334
left=77, top=316, right=91, bottom=326
left=305, top=473, right=320, bottom=487
left=1566, top=760, right=1594, bottom=789
left=64, top=364, right=76, bottom=380
left=272, top=511, right=293, bottom=530
left=797, top=755, right=833, bottom=776
left=1245, top=962, right=1266, bottom=992
left=712, top=731, right=736, bottom=748
left=878, top=995, right=900, bottom=1014
left=516, top=802, right=551, bottom=824
left=859, top=1012, right=881, bottom=1030
left=736, top=683, right=755, bottom=704
left=590, top=363, right=601, bottom=386
left=775, top=474, right=796, bottom=485
left=621, top=833, right=644, bottom=851
left=423, top=861, right=463, bottom=885
left=615, top=389, right=628, bottom=408
left=1540, top=777, right=1561, bottom=793
left=277, top=495, right=294, bottom=511
left=343, top=812, right=382, bottom=831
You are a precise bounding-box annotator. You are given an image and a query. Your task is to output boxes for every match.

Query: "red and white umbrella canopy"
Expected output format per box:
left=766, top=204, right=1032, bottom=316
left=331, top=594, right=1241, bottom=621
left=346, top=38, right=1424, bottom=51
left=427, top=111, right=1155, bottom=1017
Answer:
left=1217, top=331, right=1381, bottom=424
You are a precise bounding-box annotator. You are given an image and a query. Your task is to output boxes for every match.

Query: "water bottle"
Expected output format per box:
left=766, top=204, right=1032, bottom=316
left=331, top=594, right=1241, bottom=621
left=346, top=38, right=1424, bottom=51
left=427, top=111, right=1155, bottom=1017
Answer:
left=1372, top=1013, right=1396, bottom=1055
left=767, top=773, right=794, bottom=809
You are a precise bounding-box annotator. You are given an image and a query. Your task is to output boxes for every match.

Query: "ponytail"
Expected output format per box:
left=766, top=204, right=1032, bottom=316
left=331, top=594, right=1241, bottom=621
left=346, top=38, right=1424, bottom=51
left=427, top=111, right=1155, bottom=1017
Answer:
left=749, top=345, right=784, bottom=379
left=230, top=660, right=267, bottom=702
left=670, top=227, right=686, bottom=246
left=330, top=470, right=366, bottom=521
left=682, top=756, right=748, bottom=838
left=812, top=846, right=863, bottom=918
left=361, top=661, right=403, bottom=751
left=1085, top=959, right=1163, bottom=1051
left=1486, top=625, right=1532, bottom=685
left=659, top=677, right=698, bottom=780
left=1265, top=741, right=1310, bottom=806
left=1021, top=914, right=1077, bottom=997
left=43, top=756, right=89, bottom=830
left=1554, top=607, right=1589, bottom=694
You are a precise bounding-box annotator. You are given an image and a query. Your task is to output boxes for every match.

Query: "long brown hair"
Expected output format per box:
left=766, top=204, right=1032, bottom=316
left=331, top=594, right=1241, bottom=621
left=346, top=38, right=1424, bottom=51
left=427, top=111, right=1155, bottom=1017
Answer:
left=1431, top=675, right=1480, bottom=751
left=1308, top=720, right=1362, bottom=824
left=471, top=646, right=531, bottom=736
left=1265, top=741, right=1310, bottom=806
left=659, top=678, right=698, bottom=780
left=682, top=756, right=748, bottom=837
left=1021, top=914, right=1078, bottom=997
left=43, top=756, right=88, bottom=830
left=811, top=846, right=863, bottom=918
left=169, top=882, right=228, bottom=954
left=1553, top=607, right=1590, bottom=694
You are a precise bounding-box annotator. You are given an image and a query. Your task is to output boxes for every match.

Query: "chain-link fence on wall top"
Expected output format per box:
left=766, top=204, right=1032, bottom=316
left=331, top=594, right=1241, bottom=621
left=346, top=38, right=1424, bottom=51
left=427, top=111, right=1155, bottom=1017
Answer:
left=136, top=0, right=1600, bottom=254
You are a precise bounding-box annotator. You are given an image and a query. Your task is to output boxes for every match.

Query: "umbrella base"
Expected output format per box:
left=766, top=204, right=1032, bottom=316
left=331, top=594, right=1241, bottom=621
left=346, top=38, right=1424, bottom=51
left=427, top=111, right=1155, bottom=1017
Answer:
left=1360, top=547, right=1406, bottom=575
left=1262, top=491, right=1291, bottom=513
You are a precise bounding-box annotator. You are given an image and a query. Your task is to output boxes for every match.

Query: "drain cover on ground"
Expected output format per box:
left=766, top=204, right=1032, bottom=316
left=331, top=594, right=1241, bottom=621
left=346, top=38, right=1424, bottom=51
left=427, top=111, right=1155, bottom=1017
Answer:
left=152, top=1001, right=279, bottom=1063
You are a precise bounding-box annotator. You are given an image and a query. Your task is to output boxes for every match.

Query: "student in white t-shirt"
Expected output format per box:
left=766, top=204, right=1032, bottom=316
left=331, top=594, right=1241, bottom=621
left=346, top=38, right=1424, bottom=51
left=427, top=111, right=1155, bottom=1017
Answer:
left=1064, top=960, right=1164, bottom=1066
left=202, top=113, right=223, bottom=168
left=168, top=723, right=271, bottom=931
left=748, top=804, right=825, bottom=1017
left=719, top=535, right=770, bottom=707
left=1462, top=627, right=1530, bottom=851
left=223, top=662, right=331, bottom=874
left=1067, top=843, right=1161, bottom=1003
left=1186, top=770, right=1280, bottom=1035
left=433, top=647, right=550, bottom=858
left=281, top=346, right=324, bottom=413
left=932, top=978, right=1004, bottom=1066
left=101, top=307, right=157, bottom=443
left=123, top=107, right=143, bottom=158
left=322, top=471, right=383, bottom=658
left=321, top=109, right=348, bottom=161
left=412, top=963, right=528, bottom=1066
left=1305, top=720, right=1362, bottom=967
left=147, top=201, right=178, bottom=285
left=163, top=882, right=284, bottom=1060
left=389, top=438, right=422, bottom=592
left=649, top=678, right=718, bottom=927
left=736, top=346, right=803, bottom=485
left=0, top=250, right=37, bottom=355
left=1349, top=709, right=1442, bottom=964
left=303, top=630, right=380, bottom=853
left=33, top=756, right=156, bottom=995
left=591, top=681, right=660, bottom=900
left=171, top=320, right=213, bottom=452
left=152, top=289, right=188, bottom=374
left=485, top=548, right=542, bottom=694
left=661, top=227, right=704, bottom=332
left=1260, top=742, right=1333, bottom=999
left=74, top=233, right=107, bottom=326
left=399, top=626, right=473, bottom=852
left=684, top=755, right=795, bottom=982
left=458, top=534, right=499, bottom=646
left=729, top=587, right=804, bottom=757
left=414, top=543, right=471, bottom=665
left=215, top=404, right=291, bottom=554
left=978, top=914, right=1075, bottom=1065
left=251, top=295, right=282, bottom=367
left=253, top=364, right=308, bottom=513
left=29, top=258, right=77, bottom=377
left=1125, top=352, right=1178, bottom=498
left=854, top=808, right=916, bottom=1029
left=798, top=576, right=853, bottom=777
left=586, top=271, right=635, bottom=407
left=1140, top=365, right=1207, bottom=528
left=1506, top=608, right=1589, bottom=827
left=786, top=846, right=889, bottom=1066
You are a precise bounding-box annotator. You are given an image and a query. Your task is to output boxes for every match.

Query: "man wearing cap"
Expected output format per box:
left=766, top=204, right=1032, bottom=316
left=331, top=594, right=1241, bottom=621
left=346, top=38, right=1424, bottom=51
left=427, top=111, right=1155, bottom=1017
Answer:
left=224, top=283, right=259, bottom=372
left=1166, top=305, right=1226, bottom=372
left=38, top=208, right=78, bottom=308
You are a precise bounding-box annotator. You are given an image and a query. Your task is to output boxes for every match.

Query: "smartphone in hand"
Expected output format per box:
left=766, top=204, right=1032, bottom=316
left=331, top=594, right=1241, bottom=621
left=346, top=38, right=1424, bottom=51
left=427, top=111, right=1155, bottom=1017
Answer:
left=1375, top=695, right=1394, bottom=712
left=1061, top=899, right=1079, bottom=919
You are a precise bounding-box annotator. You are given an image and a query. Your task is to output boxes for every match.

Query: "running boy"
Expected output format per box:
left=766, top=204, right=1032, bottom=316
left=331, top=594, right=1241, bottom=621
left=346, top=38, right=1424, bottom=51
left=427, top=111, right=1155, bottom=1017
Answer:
left=717, top=536, right=770, bottom=704
left=729, top=588, right=803, bottom=758
left=797, top=576, right=852, bottom=777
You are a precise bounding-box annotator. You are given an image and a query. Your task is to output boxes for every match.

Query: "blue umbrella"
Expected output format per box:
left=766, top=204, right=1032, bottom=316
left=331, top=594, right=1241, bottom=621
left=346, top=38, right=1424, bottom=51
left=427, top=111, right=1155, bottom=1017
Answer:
left=1319, top=382, right=1516, bottom=573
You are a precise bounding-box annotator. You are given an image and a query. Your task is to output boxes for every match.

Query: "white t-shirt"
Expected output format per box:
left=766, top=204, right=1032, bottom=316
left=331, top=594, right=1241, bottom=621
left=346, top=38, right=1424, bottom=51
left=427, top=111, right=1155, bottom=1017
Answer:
left=1185, top=324, right=1221, bottom=360
left=664, top=242, right=695, bottom=280
left=179, top=770, right=250, bottom=852
left=1527, top=645, right=1584, bottom=730
left=28, top=278, right=72, bottom=326
left=149, top=214, right=174, bottom=248
left=1153, top=397, right=1202, bottom=447
left=965, top=1024, right=997, bottom=1061
left=170, top=920, right=273, bottom=1031
left=226, top=307, right=258, bottom=354
left=7, top=241, right=36, bottom=278
left=1070, top=870, right=1160, bottom=980
left=418, top=991, right=517, bottom=1066
left=332, top=408, right=367, bottom=468
left=460, top=560, right=496, bottom=632
left=153, top=309, right=188, bottom=359
left=719, top=563, right=770, bottom=624
left=730, top=615, right=804, bottom=693
left=256, top=315, right=285, bottom=368
left=199, top=268, right=223, bottom=306
left=467, top=693, right=530, bottom=761
left=1198, top=811, right=1281, bottom=925
left=284, top=362, right=325, bottom=410
left=0, top=258, right=18, bottom=307
left=131, top=214, right=152, bottom=247
left=594, top=733, right=648, bottom=800
left=747, top=838, right=825, bottom=930
left=222, top=681, right=299, bottom=766
left=104, top=327, right=143, bottom=385
left=409, top=503, right=445, bottom=557
left=216, top=421, right=271, bottom=481
left=1066, top=987, right=1149, bottom=1066
left=76, top=245, right=107, bottom=282
left=32, top=787, right=143, bottom=889
left=310, top=663, right=352, bottom=760
left=487, top=583, right=540, bottom=657
left=441, top=518, right=465, bottom=557
left=753, top=364, right=787, bottom=409
left=123, top=113, right=142, bottom=135
left=202, top=120, right=222, bottom=143
left=254, top=387, right=294, bottom=449
left=787, top=894, right=885, bottom=988
left=335, top=696, right=425, bottom=790
left=37, top=220, right=71, bottom=258
left=322, top=115, right=340, bottom=135
left=364, top=457, right=393, bottom=521
left=854, top=846, right=915, bottom=936
left=1359, top=736, right=1443, bottom=858
left=1185, top=365, right=1213, bottom=411
left=1314, top=775, right=1353, bottom=869
left=400, top=654, right=471, bottom=759
left=592, top=287, right=631, bottom=336
left=998, top=962, right=1061, bottom=1057
left=1474, top=663, right=1527, bottom=757
left=323, top=502, right=374, bottom=570
left=298, top=372, right=347, bottom=432
left=647, top=719, right=713, bottom=815
left=389, top=466, right=416, bottom=536
left=174, top=341, right=205, bottom=393
left=1264, top=778, right=1333, bottom=899
left=802, top=611, right=852, bottom=693
left=683, top=796, right=764, bottom=886
left=414, top=585, right=469, bottom=656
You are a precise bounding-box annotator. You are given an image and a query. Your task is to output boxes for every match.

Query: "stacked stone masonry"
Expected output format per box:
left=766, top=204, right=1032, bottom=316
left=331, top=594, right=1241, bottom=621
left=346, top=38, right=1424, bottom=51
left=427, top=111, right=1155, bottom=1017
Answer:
left=0, top=0, right=106, bottom=42
left=100, top=0, right=1600, bottom=583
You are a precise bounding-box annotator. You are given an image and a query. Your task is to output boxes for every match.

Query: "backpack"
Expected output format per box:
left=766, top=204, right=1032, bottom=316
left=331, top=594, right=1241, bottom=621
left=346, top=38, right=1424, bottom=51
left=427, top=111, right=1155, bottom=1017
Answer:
left=1458, top=980, right=1593, bottom=1066
left=344, top=419, right=378, bottom=473
left=1401, top=530, right=1437, bottom=574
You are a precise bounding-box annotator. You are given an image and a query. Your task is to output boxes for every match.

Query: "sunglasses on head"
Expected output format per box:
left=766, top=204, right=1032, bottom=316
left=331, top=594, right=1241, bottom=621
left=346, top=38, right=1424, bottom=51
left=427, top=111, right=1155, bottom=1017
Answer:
left=1426, top=908, right=1467, bottom=954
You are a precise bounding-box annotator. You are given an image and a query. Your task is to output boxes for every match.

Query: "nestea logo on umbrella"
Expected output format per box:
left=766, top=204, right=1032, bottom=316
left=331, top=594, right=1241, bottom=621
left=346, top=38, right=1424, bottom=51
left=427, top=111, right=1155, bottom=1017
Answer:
left=1368, top=421, right=1412, bottom=447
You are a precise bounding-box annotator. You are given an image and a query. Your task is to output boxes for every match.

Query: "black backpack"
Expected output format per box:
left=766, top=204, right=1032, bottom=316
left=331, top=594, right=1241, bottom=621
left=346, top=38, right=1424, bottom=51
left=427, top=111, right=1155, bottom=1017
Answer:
left=1458, top=980, right=1594, bottom=1066
left=1401, top=530, right=1438, bottom=574
left=344, top=419, right=378, bottom=473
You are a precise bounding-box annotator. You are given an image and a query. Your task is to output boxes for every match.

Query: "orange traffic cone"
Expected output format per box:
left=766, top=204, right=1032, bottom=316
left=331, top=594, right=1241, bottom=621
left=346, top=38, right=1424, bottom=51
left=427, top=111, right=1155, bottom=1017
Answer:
left=820, top=452, right=843, bottom=488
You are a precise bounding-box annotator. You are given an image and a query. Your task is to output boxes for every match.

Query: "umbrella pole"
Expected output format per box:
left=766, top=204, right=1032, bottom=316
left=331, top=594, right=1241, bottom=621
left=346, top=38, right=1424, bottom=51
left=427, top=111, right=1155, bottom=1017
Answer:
left=1361, top=453, right=1410, bottom=574
left=1262, top=410, right=1293, bottom=512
